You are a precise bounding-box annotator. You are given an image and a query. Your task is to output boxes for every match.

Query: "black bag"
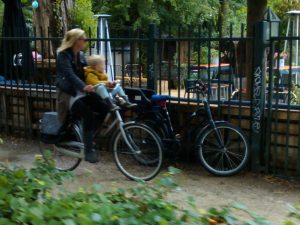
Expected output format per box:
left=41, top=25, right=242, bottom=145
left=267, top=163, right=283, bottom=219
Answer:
left=40, top=112, right=63, bottom=144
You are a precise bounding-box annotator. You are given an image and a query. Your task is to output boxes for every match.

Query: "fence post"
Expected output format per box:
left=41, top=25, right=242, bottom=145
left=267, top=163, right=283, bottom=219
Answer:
left=250, top=21, right=269, bottom=171
left=147, top=24, right=157, bottom=90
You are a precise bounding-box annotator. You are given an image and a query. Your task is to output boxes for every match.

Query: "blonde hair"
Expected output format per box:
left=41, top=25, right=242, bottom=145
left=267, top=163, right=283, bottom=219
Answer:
left=57, top=28, right=85, bottom=53
left=87, top=55, right=105, bottom=67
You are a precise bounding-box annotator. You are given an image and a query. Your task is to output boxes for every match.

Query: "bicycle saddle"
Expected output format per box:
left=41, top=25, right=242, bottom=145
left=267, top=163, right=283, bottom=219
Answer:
left=151, top=95, right=170, bottom=102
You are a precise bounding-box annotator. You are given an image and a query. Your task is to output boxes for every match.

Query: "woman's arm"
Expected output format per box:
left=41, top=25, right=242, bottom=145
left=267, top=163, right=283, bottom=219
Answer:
left=57, top=51, right=85, bottom=91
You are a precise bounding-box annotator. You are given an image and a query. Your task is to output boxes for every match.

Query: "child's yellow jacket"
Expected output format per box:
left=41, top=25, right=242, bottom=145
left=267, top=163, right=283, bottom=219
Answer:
left=84, top=66, right=108, bottom=85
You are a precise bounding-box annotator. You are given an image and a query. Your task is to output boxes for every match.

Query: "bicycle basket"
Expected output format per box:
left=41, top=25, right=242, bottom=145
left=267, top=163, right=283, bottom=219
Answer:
left=40, top=112, right=63, bottom=144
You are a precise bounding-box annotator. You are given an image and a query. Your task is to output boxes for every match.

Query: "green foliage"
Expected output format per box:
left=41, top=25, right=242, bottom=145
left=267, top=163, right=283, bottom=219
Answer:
left=0, top=155, right=72, bottom=220
left=0, top=1, right=4, bottom=36
left=268, top=0, right=300, bottom=36
left=284, top=205, right=300, bottom=225
left=224, top=0, right=247, bottom=35
left=70, top=0, right=97, bottom=37
left=92, top=0, right=220, bottom=32
left=192, top=48, right=220, bottom=64
left=0, top=156, right=299, bottom=225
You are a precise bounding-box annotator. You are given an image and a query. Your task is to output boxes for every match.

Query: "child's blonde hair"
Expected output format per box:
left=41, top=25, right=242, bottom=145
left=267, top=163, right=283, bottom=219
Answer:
left=87, top=55, right=105, bottom=67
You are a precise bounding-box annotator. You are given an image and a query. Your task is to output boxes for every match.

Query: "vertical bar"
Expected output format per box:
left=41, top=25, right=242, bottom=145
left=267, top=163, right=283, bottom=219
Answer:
left=158, top=28, right=162, bottom=94
left=272, top=39, right=281, bottom=175
left=226, top=23, right=234, bottom=123
left=88, top=27, right=92, bottom=56
left=250, top=21, right=268, bottom=171
left=177, top=26, right=181, bottom=103
left=187, top=26, right=191, bottom=104
left=168, top=27, right=172, bottom=98
left=121, top=41, right=125, bottom=87
left=207, top=25, right=212, bottom=102
left=197, top=25, right=201, bottom=106
left=238, top=24, right=244, bottom=130
left=138, top=29, right=142, bottom=88
left=265, top=39, right=275, bottom=172
left=130, top=38, right=133, bottom=87
left=284, top=38, right=293, bottom=176
left=147, top=24, right=157, bottom=90
left=167, top=27, right=171, bottom=96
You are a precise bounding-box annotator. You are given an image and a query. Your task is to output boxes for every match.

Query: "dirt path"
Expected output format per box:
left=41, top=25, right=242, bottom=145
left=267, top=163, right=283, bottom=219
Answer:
left=0, top=136, right=299, bottom=224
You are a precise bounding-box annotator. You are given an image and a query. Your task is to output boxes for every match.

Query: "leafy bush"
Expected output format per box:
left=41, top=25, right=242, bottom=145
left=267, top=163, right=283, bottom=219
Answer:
left=0, top=156, right=299, bottom=225
left=192, top=48, right=221, bottom=64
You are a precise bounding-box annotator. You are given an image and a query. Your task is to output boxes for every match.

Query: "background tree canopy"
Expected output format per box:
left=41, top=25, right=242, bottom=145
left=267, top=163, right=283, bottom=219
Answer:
left=92, top=0, right=220, bottom=32
left=0, top=0, right=299, bottom=37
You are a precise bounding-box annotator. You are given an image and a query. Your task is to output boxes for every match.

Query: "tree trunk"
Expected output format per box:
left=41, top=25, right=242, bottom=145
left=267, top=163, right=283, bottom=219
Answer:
left=32, top=0, right=73, bottom=58
left=245, top=0, right=267, bottom=98
left=218, top=0, right=229, bottom=37
left=179, top=41, right=189, bottom=64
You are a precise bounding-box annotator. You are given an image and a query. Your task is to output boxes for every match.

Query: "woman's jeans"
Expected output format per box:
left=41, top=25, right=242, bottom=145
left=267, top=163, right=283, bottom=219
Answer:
left=71, top=93, right=108, bottom=151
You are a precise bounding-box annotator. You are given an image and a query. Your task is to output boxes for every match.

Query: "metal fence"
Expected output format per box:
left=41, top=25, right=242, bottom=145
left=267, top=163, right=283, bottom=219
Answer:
left=0, top=23, right=299, bottom=179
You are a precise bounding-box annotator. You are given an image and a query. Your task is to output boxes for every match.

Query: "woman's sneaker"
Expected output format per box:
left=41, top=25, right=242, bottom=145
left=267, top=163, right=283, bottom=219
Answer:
left=85, top=149, right=99, bottom=163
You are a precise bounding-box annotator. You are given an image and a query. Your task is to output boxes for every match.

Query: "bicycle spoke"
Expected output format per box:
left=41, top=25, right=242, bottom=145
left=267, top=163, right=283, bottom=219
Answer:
left=215, top=153, right=224, bottom=171
left=202, top=146, right=222, bottom=153
left=203, top=139, right=221, bottom=148
left=224, top=152, right=238, bottom=169
left=198, top=124, right=249, bottom=176
left=114, top=124, right=163, bottom=181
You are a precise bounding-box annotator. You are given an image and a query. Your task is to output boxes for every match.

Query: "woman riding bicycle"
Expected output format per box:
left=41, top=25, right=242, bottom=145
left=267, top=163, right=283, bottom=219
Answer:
left=56, top=28, right=108, bottom=163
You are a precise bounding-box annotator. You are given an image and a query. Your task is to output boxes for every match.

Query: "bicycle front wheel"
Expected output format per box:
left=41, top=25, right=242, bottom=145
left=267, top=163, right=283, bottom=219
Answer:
left=197, top=122, right=249, bottom=176
left=39, top=123, right=83, bottom=171
left=112, top=123, right=163, bottom=181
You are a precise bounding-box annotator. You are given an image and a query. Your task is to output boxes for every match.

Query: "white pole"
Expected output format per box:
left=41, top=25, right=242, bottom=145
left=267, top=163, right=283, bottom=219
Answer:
left=100, top=17, right=104, bottom=55
left=105, top=20, right=114, bottom=80
left=284, top=17, right=290, bottom=53
left=94, top=14, right=114, bottom=81
left=296, top=14, right=299, bottom=67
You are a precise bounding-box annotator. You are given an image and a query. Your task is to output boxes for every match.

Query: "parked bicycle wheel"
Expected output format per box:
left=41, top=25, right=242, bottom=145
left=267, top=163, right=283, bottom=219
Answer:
left=39, top=123, right=83, bottom=171
left=112, top=123, right=163, bottom=181
left=197, top=122, right=249, bottom=176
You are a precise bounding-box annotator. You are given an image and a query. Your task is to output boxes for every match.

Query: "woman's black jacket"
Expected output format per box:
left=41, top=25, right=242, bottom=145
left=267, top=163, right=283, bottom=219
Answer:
left=56, top=48, right=87, bottom=96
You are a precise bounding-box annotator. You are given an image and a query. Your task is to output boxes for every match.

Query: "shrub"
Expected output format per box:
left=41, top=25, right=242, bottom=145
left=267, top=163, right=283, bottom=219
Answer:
left=0, top=156, right=299, bottom=225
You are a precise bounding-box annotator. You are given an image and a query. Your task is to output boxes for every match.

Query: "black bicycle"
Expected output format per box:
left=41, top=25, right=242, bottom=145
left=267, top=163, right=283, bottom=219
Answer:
left=125, top=80, right=249, bottom=176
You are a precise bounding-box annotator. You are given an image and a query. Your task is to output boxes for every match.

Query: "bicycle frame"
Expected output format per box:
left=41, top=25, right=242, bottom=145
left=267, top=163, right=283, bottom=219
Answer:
left=54, top=109, right=139, bottom=159
left=148, top=81, right=226, bottom=147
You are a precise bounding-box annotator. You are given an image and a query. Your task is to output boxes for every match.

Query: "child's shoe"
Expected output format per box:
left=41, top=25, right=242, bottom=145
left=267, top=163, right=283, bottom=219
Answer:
left=119, top=95, right=137, bottom=109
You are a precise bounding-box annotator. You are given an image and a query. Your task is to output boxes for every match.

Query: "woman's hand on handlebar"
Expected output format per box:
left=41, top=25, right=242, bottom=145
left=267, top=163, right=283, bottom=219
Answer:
left=83, top=85, right=95, bottom=93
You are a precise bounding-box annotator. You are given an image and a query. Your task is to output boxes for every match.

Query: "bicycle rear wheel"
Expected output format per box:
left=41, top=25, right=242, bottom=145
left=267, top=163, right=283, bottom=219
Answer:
left=197, top=122, right=249, bottom=176
left=39, top=123, right=83, bottom=171
left=112, top=123, right=163, bottom=181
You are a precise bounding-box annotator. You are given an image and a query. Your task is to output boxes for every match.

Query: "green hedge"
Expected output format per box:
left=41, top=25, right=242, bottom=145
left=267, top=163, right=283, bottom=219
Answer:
left=0, top=156, right=299, bottom=225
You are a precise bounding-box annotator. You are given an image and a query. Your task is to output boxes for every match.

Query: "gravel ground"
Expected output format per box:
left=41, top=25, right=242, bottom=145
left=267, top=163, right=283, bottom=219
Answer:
left=0, top=136, right=299, bottom=224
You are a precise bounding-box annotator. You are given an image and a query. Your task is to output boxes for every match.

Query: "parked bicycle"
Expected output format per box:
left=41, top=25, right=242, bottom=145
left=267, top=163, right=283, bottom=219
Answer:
left=39, top=99, right=163, bottom=181
left=125, top=80, right=249, bottom=176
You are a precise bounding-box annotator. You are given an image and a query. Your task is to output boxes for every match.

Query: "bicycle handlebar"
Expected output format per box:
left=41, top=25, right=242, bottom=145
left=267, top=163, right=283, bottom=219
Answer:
left=191, top=79, right=208, bottom=97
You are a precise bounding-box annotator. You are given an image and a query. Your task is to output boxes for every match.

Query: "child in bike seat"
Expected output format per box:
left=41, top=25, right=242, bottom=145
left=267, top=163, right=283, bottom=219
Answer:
left=84, top=55, right=137, bottom=111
